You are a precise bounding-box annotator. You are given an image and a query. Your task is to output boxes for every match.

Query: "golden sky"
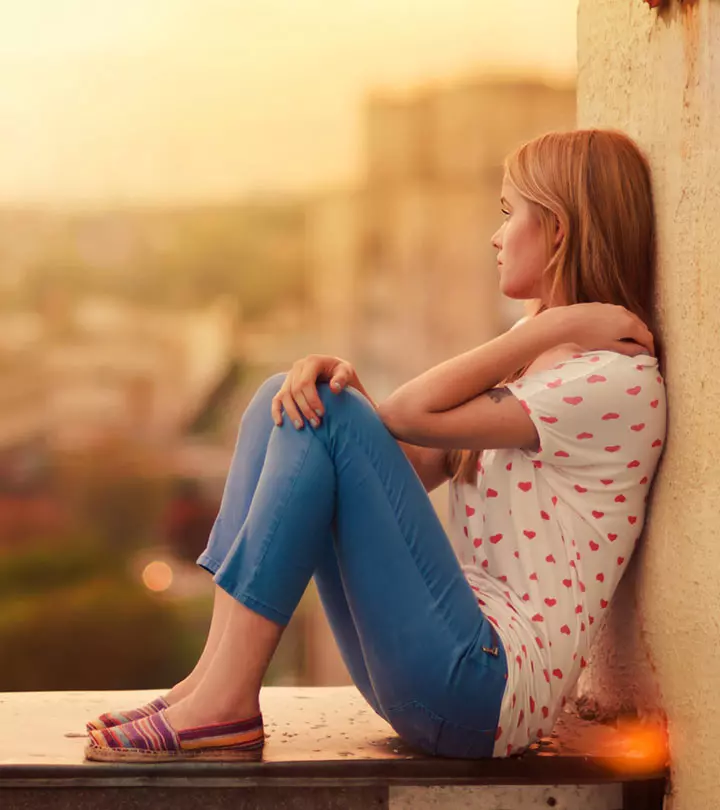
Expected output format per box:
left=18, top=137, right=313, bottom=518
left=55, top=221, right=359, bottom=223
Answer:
left=0, top=0, right=577, bottom=206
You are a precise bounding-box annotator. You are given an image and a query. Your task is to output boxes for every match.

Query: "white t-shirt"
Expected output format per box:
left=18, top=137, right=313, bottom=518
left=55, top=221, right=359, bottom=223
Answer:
left=448, top=350, right=667, bottom=757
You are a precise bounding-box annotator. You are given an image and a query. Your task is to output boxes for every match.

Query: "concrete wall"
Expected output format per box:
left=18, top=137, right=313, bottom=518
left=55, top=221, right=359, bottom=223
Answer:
left=576, top=1, right=720, bottom=808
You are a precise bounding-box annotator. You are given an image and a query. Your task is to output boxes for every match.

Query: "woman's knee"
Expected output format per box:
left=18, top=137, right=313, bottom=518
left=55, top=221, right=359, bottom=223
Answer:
left=316, top=382, right=379, bottom=421
left=245, top=372, right=287, bottom=415
left=239, top=372, right=287, bottom=430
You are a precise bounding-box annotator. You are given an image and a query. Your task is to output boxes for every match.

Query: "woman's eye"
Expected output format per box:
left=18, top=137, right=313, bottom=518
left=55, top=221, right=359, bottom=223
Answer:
left=501, top=209, right=510, bottom=217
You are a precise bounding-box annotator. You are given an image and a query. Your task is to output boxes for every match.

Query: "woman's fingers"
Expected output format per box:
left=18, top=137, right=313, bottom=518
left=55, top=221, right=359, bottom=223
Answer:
left=330, top=374, right=347, bottom=392
left=271, top=368, right=329, bottom=429
left=628, top=316, right=655, bottom=356
left=270, top=389, right=285, bottom=426
left=292, top=385, right=322, bottom=427
left=330, top=361, right=357, bottom=392
left=270, top=357, right=358, bottom=429
left=613, top=340, right=646, bottom=357
left=281, top=389, right=306, bottom=429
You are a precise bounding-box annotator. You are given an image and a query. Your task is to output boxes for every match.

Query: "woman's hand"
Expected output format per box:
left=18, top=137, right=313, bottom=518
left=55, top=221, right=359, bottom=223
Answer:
left=538, top=303, right=656, bottom=358
left=271, top=355, right=372, bottom=429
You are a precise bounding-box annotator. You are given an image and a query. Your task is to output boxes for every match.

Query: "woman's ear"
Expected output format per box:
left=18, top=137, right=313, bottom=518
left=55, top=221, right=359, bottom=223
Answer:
left=553, top=215, right=565, bottom=248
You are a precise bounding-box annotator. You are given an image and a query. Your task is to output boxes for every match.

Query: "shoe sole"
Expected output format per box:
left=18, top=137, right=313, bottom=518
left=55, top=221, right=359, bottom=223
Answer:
left=84, top=744, right=264, bottom=763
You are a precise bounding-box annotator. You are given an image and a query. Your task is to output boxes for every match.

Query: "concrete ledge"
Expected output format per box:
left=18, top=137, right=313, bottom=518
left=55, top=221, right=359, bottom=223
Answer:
left=0, top=687, right=669, bottom=809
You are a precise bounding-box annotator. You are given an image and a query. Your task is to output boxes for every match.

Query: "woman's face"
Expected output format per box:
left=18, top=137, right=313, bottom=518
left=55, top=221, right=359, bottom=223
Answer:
left=490, top=177, right=558, bottom=303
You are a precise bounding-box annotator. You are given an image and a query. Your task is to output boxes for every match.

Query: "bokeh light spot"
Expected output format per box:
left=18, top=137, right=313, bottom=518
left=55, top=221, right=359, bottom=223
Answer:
left=142, top=560, right=173, bottom=592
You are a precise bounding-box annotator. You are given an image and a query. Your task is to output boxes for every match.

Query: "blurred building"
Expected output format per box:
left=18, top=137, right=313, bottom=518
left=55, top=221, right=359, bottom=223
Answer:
left=308, top=75, right=575, bottom=400
left=0, top=296, right=240, bottom=546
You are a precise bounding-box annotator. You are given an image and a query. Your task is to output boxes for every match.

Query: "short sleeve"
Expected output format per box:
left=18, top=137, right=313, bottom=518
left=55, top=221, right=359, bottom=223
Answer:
left=505, top=353, right=655, bottom=467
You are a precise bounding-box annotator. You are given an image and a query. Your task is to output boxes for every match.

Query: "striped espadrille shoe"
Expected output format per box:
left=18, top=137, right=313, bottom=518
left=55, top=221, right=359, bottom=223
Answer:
left=86, top=696, right=169, bottom=732
left=84, top=708, right=264, bottom=762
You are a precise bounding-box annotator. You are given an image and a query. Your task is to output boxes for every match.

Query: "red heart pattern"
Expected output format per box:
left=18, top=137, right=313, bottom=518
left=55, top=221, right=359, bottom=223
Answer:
left=457, top=358, right=665, bottom=757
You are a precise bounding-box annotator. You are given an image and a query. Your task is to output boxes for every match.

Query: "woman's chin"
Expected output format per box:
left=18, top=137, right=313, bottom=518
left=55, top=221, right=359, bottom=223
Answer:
left=499, top=278, right=539, bottom=301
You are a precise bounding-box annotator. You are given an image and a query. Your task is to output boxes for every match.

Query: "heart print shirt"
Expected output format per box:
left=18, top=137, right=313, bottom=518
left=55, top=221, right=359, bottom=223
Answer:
left=447, top=350, right=667, bottom=757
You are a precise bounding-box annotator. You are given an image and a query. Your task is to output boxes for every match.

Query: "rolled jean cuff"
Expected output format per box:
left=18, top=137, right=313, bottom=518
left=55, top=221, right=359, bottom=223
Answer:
left=214, top=578, right=292, bottom=627
left=196, top=553, right=223, bottom=575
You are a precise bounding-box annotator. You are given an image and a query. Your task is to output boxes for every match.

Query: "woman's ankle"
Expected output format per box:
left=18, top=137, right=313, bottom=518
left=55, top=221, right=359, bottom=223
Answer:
left=163, top=677, right=200, bottom=705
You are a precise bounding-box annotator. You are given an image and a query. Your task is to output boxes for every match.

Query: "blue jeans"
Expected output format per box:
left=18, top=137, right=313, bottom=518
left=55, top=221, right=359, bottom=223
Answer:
left=196, top=373, right=508, bottom=758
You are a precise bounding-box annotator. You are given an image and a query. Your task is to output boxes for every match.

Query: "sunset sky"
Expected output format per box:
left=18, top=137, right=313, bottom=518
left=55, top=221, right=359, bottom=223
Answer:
left=0, top=0, right=577, bottom=206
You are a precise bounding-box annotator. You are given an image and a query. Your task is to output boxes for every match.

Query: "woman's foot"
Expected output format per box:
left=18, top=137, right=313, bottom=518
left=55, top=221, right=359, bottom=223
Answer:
left=85, top=673, right=207, bottom=732
left=161, top=674, right=204, bottom=705
left=85, top=708, right=265, bottom=762
left=163, top=692, right=261, bottom=732
left=86, top=696, right=169, bottom=732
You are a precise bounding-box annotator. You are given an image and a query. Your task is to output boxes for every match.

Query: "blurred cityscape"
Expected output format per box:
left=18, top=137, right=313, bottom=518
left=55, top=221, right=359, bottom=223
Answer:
left=0, top=71, right=575, bottom=691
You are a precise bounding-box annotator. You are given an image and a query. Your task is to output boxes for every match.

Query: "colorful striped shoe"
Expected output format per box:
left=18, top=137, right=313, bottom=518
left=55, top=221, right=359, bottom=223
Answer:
left=86, top=696, right=169, bottom=732
left=84, top=708, right=265, bottom=762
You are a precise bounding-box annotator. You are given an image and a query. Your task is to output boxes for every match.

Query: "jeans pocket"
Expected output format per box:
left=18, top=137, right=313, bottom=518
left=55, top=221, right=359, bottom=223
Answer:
left=384, top=700, right=444, bottom=756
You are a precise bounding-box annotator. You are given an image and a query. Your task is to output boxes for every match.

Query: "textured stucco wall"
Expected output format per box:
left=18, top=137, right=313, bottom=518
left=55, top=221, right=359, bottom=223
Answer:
left=576, top=1, right=720, bottom=808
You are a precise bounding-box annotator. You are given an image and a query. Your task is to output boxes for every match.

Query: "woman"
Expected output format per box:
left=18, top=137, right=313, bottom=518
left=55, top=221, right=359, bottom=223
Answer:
left=85, top=128, right=667, bottom=762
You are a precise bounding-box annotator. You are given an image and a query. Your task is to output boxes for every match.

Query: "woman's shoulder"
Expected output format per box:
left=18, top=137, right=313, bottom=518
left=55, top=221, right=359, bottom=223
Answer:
left=523, top=347, right=659, bottom=383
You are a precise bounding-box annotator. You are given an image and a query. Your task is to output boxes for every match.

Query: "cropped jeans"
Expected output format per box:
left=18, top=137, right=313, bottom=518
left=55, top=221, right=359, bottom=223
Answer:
left=196, top=373, right=508, bottom=758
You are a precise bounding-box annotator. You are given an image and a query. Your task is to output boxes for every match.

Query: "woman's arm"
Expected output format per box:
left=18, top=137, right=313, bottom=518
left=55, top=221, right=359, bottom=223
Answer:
left=376, top=304, right=655, bottom=452
left=381, top=316, right=561, bottom=417
left=376, top=316, right=562, bottom=451
left=395, top=442, right=449, bottom=493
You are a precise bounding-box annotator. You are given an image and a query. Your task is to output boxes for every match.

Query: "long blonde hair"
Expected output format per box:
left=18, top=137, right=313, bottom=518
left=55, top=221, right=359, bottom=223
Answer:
left=446, top=128, right=661, bottom=486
